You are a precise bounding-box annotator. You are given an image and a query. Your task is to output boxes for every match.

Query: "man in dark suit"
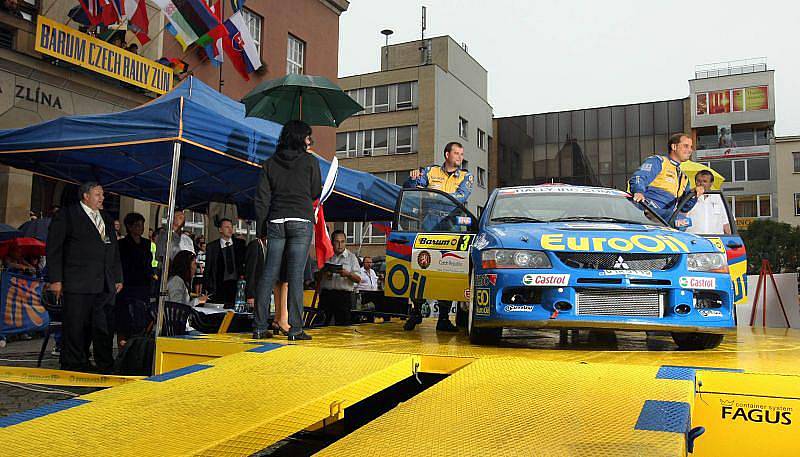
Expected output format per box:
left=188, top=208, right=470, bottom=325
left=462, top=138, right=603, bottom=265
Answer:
left=46, top=182, right=123, bottom=373
left=203, top=218, right=246, bottom=306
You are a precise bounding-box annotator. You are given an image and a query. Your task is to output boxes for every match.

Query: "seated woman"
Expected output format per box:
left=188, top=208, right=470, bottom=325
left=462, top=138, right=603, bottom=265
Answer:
left=167, top=250, right=208, bottom=307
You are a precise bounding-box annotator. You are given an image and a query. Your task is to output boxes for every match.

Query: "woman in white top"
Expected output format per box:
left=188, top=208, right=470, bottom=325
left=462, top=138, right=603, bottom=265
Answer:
left=167, top=250, right=208, bottom=307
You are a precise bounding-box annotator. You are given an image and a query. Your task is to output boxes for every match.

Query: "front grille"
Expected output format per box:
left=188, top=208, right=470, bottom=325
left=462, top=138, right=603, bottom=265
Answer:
left=575, top=288, right=663, bottom=318
left=556, top=252, right=680, bottom=271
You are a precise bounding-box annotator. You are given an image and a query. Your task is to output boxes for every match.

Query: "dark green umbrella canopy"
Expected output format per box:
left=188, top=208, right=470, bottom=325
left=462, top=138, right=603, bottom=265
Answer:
left=242, top=74, right=363, bottom=127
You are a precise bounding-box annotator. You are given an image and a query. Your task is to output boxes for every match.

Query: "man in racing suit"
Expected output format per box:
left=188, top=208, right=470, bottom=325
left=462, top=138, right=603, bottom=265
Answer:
left=629, top=133, right=703, bottom=222
left=402, top=141, right=473, bottom=332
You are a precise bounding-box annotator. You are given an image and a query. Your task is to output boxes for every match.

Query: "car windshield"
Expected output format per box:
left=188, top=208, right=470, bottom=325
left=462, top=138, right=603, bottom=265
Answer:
left=489, top=190, right=666, bottom=226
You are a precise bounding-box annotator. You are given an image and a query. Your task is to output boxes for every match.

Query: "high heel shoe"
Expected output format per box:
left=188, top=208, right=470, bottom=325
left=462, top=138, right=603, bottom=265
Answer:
left=270, top=322, right=290, bottom=336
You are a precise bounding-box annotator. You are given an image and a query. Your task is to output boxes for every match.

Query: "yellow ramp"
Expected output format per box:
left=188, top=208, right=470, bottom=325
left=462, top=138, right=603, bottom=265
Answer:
left=318, top=358, right=694, bottom=457
left=0, top=344, right=415, bottom=456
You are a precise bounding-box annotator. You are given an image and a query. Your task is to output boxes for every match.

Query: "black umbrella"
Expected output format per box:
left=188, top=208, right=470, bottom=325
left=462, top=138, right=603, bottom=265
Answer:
left=0, top=223, right=22, bottom=242
left=18, top=217, right=51, bottom=242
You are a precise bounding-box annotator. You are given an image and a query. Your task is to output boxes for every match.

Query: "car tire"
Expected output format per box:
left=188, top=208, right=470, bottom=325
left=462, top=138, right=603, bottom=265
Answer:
left=467, top=276, right=501, bottom=345
left=671, top=332, right=724, bottom=350
left=469, top=326, right=501, bottom=345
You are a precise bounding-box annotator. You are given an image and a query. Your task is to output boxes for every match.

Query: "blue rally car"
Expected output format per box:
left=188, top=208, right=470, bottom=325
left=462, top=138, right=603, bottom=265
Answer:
left=384, top=184, right=747, bottom=350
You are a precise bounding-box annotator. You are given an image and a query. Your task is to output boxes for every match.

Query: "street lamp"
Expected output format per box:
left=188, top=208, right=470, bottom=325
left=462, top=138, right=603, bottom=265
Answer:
left=381, top=29, right=393, bottom=69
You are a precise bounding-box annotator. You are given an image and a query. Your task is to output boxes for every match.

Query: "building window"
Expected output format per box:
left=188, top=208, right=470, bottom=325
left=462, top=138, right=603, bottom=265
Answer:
left=459, top=117, right=469, bottom=139
left=373, top=85, right=389, bottom=113
left=241, top=9, right=262, bottom=55
left=793, top=152, right=800, bottom=173
left=477, top=129, right=486, bottom=150
left=333, top=222, right=385, bottom=245
left=477, top=167, right=486, bottom=188
left=336, top=131, right=359, bottom=158
left=362, top=128, right=388, bottom=156
left=340, top=127, right=416, bottom=156
left=394, top=126, right=415, bottom=154
left=710, top=158, right=770, bottom=182
left=287, top=34, right=305, bottom=75
left=396, top=82, right=414, bottom=110
left=795, top=193, right=800, bottom=216
left=730, top=194, right=772, bottom=218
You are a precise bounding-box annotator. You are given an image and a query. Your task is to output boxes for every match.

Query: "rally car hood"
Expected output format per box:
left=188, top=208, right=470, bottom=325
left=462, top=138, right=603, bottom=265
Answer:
left=479, top=222, right=716, bottom=254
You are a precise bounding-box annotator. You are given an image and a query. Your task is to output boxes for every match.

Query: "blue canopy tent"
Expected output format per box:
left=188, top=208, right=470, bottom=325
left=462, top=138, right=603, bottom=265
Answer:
left=0, top=76, right=400, bottom=338
left=0, top=77, right=400, bottom=221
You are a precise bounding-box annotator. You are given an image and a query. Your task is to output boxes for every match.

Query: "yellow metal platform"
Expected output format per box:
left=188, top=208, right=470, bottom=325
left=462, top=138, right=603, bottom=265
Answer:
left=2, top=322, right=799, bottom=456
left=0, top=345, right=415, bottom=456
left=319, top=358, right=695, bottom=457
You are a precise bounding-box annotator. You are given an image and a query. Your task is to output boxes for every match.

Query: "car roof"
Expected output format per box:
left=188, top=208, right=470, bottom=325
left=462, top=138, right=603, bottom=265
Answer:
left=495, top=184, right=630, bottom=197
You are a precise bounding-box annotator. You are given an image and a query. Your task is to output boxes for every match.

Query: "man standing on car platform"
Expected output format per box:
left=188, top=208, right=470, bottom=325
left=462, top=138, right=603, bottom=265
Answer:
left=403, top=141, right=474, bottom=332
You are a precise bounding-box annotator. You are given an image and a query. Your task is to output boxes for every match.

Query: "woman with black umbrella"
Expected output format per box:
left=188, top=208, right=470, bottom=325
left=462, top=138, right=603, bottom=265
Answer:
left=253, top=120, right=321, bottom=341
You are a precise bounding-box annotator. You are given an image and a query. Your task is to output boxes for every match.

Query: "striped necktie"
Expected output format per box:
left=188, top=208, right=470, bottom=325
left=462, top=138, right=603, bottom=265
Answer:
left=92, top=211, right=106, bottom=240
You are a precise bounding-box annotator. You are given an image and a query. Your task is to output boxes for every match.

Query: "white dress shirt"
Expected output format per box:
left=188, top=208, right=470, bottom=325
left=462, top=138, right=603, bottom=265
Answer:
left=357, top=267, right=379, bottom=291
left=686, top=194, right=729, bottom=235
left=80, top=201, right=106, bottom=240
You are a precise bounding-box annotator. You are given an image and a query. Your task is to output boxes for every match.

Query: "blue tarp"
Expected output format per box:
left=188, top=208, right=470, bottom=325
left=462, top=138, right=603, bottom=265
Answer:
left=0, top=77, right=399, bottom=221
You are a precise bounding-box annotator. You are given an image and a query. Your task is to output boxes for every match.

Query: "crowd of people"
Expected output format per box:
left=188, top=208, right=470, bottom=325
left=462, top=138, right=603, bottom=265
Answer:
left=9, top=118, right=722, bottom=373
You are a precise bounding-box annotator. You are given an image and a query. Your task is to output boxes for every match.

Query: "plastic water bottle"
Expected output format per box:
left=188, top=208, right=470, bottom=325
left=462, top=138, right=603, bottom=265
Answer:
left=234, top=277, right=247, bottom=312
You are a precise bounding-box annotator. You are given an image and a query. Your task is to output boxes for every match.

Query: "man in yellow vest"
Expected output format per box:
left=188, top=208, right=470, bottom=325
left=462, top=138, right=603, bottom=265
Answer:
left=629, top=133, right=704, bottom=222
left=402, top=142, right=473, bottom=332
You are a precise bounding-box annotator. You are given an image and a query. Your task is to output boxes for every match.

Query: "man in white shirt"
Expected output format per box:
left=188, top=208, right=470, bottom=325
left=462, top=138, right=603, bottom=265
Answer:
left=686, top=170, right=731, bottom=235
left=356, top=256, right=379, bottom=292
left=357, top=256, right=387, bottom=323
left=318, top=230, right=361, bottom=325
left=155, top=209, right=195, bottom=263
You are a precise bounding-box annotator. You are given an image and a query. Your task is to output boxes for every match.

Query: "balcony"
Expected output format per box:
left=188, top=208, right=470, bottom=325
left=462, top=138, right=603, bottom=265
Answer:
left=694, top=58, right=768, bottom=79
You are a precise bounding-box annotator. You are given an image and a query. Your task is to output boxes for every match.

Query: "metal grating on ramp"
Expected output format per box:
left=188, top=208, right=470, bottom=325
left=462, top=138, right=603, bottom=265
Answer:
left=0, top=345, right=415, bottom=456
left=317, top=358, right=694, bottom=457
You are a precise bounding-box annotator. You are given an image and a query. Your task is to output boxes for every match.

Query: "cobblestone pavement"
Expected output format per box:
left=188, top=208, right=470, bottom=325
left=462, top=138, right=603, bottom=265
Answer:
left=0, top=336, right=101, bottom=417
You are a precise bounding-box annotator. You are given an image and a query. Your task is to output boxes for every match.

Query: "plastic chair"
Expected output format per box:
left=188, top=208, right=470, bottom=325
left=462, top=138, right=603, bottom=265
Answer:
left=37, top=290, right=62, bottom=367
left=159, top=301, right=193, bottom=336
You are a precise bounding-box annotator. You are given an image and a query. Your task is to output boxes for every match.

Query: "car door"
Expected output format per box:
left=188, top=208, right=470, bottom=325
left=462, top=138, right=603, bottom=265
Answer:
left=384, top=188, right=478, bottom=302
left=671, top=190, right=748, bottom=305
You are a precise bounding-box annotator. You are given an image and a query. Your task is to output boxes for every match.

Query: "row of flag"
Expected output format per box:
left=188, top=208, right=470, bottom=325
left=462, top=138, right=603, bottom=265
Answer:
left=73, top=0, right=150, bottom=44
left=72, top=0, right=261, bottom=81
left=154, top=0, right=261, bottom=80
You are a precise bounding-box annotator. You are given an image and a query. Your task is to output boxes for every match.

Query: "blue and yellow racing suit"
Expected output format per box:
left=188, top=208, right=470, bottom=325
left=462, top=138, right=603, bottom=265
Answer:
left=404, top=165, right=474, bottom=204
left=629, top=155, right=697, bottom=220
left=403, top=165, right=474, bottom=232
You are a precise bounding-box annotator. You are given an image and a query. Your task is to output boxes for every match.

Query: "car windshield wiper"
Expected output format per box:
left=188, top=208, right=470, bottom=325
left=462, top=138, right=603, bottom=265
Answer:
left=490, top=216, right=545, bottom=223
left=548, top=216, right=648, bottom=225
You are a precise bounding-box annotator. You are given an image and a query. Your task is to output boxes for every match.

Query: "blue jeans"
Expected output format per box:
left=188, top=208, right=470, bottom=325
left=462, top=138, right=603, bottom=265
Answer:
left=255, top=221, right=313, bottom=335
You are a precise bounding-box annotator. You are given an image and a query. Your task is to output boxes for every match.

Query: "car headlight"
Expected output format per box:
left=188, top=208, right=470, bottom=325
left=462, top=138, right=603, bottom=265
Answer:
left=687, top=253, right=728, bottom=273
left=481, top=249, right=551, bottom=269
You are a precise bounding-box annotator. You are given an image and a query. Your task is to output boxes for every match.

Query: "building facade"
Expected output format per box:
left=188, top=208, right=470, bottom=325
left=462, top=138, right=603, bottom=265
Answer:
left=689, top=61, right=777, bottom=230
left=0, top=1, right=349, bottom=238
left=335, top=36, right=493, bottom=257
left=774, top=136, right=800, bottom=226
left=496, top=99, right=690, bottom=190
left=162, top=0, right=349, bottom=161
left=0, top=2, right=153, bottom=227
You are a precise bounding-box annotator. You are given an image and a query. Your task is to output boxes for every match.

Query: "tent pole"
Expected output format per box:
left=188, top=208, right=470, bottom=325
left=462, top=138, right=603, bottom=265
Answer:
left=152, top=141, right=182, bottom=371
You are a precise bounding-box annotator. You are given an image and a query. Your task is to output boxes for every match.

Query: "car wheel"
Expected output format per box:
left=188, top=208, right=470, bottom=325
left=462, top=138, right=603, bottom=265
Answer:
left=469, top=325, right=502, bottom=345
left=671, top=332, right=724, bottom=350
left=467, top=275, right=501, bottom=345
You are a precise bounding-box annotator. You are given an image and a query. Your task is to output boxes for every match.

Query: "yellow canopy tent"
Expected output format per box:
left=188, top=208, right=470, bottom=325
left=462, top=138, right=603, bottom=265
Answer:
left=681, top=160, right=725, bottom=190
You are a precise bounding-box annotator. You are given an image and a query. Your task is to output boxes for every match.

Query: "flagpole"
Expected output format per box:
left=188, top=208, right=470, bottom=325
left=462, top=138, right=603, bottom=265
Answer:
left=218, top=0, right=225, bottom=93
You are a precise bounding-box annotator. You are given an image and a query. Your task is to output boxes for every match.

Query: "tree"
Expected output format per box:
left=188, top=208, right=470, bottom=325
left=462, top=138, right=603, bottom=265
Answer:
left=740, top=219, right=800, bottom=274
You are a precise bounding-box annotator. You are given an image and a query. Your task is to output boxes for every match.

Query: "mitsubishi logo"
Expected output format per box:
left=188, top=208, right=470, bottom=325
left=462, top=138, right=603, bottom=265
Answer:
left=613, top=256, right=630, bottom=270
